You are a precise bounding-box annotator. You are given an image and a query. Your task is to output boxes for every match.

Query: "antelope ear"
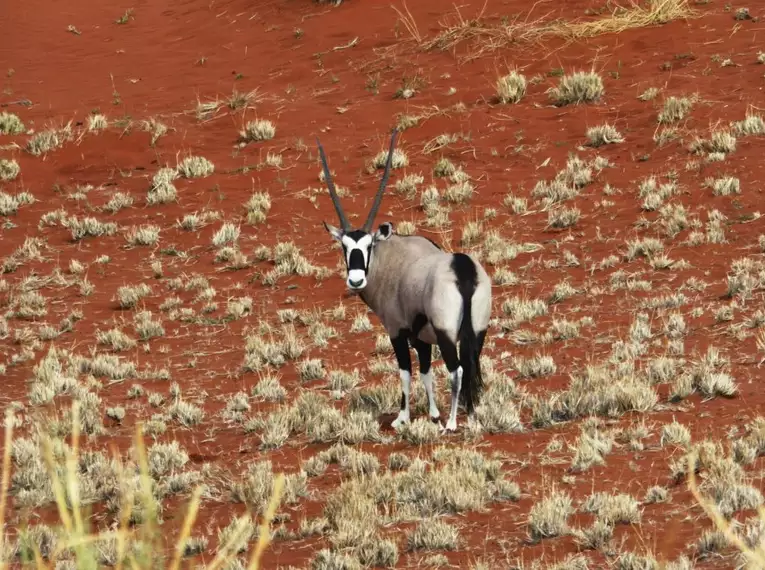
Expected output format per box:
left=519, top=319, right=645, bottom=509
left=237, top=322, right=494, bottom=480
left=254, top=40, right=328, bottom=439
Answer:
left=323, top=221, right=343, bottom=242
left=375, top=222, right=393, bottom=242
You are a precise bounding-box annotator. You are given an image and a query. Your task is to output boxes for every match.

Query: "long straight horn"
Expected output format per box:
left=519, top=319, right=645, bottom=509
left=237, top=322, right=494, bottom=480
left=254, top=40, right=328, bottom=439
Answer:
left=316, top=137, right=351, bottom=231
left=362, top=128, right=399, bottom=233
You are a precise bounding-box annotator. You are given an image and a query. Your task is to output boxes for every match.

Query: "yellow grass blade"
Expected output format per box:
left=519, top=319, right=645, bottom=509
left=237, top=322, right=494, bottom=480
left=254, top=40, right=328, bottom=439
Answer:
left=40, top=436, right=73, bottom=534
left=65, top=401, right=85, bottom=538
left=205, top=515, right=255, bottom=570
left=686, top=451, right=765, bottom=567
left=247, top=473, right=286, bottom=570
left=168, top=485, right=204, bottom=570
left=0, top=410, right=15, bottom=570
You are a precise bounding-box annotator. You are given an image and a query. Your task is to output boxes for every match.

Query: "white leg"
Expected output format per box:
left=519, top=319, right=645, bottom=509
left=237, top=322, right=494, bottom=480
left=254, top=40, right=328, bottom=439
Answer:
left=444, top=366, right=463, bottom=433
left=420, top=370, right=440, bottom=421
left=391, top=369, right=411, bottom=430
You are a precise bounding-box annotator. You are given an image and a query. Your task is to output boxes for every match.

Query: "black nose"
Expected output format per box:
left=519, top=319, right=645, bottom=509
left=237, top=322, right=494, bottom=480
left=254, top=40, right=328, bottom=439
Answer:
left=348, top=278, right=364, bottom=288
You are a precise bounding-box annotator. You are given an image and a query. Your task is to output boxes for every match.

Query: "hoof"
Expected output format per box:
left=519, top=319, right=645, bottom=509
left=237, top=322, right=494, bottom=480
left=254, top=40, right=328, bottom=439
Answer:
left=391, top=415, right=409, bottom=430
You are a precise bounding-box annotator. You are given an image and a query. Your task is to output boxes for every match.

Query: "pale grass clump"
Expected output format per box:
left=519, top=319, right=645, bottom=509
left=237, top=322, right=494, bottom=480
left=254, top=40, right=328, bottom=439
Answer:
left=625, top=236, right=664, bottom=260
left=96, top=328, right=137, bottom=351
left=706, top=176, right=740, bottom=196
left=0, top=159, right=21, bottom=181
left=115, top=283, right=152, bottom=309
left=408, top=519, right=459, bottom=551
left=141, top=117, right=168, bottom=145
left=496, top=70, right=526, bottom=104
left=240, top=119, right=276, bottom=142
left=63, top=216, right=118, bottom=241
left=658, top=95, right=695, bottom=124
left=350, top=313, right=373, bottom=333
left=531, top=154, right=596, bottom=207
left=638, top=175, right=676, bottom=211
left=147, top=167, right=178, bottom=205
left=460, top=220, right=483, bottom=247
left=372, top=147, right=408, bottom=170
left=26, top=124, right=72, bottom=156
left=691, top=130, right=737, bottom=156
left=212, top=222, right=240, bottom=247
left=246, top=191, right=271, bottom=224
left=399, top=417, right=442, bottom=445
left=502, top=192, right=527, bottom=214
left=252, top=373, right=287, bottom=402
left=395, top=220, right=416, bottom=236
left=177, top=155, right=215, bottom=178
left=570, top=425, right=615, bottom=472
left=513, top=354, right=556, bottom=379
left=0, top=190, right=35, bottom=215
left=442, top=171, right=474, bottom=204
left=394, top=173, right=424, bottom=199
left=125, top=224, right=160, bottom=246
left=492, top=267, right=518, bottom=286
left=298, top=358, right=326, bottom=382
left=178, top=210, right=220, bottom=231
left=638, top=87, right=660, bottom=101
left=133, top=311, right=165, bottom=340
left=731, top=113, right=765, bottom=136
left=433, top=157, right=456, bottom=178
left=581, top=492, right=641, bottom=525
left=548, top=71, right=604, bottom=106
left=660, top=420, right=691, bottom=448
left=530, top=364, right=658, bottom=427
left=528, top=489, right=574, bottom=540
left=87, top=114, right=108, bottom=131
left=547, top=206, right=580, bottom=228
left=261, top=241, right=315, bottom=285
left=103, top=192, right=134, bottom=213
left=242, top=325, right=305, bottom=370
left=586, top=124, right=623, bottom=146
left=0, top=111, right=25, bottom=134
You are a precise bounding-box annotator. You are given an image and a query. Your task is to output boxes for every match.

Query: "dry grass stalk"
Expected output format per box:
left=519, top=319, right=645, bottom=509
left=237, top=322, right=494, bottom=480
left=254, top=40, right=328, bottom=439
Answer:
left=414, top=0, right=697, bottom=60
left=0, top=402, right=285, bottom=569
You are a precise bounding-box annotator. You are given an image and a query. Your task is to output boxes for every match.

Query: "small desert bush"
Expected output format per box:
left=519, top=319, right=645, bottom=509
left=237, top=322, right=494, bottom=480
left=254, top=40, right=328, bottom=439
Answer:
left=0, top=159, right=20, bottom=181
left=496, top=71, right=526, bottom=104
left=658, top=96, right=694, bottom=124
left=548, top=71, right=604, bottom=106
left=177, top=155, right=215, bottom=178
left=587, top=124, right=623, bottom=146
left=241, top=119, right=276, bottom=142
left=0, top=111, right=25, bottom=134
left=125, top=224, right=161, bottom=246
left=372, top=147, right=408, bottom=169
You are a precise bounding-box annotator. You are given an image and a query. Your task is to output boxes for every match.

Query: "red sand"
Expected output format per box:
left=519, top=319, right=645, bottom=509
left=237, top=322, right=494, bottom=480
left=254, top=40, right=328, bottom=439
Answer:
left=2, top=0, right=765, bottom=568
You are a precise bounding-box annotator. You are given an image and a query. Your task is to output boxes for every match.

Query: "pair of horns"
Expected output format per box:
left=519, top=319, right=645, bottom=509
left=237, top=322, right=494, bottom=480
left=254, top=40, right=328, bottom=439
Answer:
left=316, top=128, right=399, bottom=233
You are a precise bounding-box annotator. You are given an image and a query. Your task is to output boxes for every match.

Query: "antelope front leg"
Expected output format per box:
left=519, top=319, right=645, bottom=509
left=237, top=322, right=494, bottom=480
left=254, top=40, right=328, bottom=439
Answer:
left=412, top=339, right=440, bottom=423
left=390, top=333, right=412, bottom=430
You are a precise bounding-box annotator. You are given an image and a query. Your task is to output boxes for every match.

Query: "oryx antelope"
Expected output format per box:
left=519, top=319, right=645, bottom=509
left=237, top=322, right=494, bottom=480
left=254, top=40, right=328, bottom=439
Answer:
left=317, top=128, right=492, bottom=432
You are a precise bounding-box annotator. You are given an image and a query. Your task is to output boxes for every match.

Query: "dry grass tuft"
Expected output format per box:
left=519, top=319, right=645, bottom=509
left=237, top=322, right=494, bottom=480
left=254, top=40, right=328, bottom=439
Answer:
left=548, top=71, right=604, bottom=106
left=496, top=71, right=527, bottom=104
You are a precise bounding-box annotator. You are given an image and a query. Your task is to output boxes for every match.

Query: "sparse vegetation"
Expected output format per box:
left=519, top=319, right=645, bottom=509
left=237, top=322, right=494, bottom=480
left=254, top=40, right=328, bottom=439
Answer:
left=5, top=4, right=763, bottom=568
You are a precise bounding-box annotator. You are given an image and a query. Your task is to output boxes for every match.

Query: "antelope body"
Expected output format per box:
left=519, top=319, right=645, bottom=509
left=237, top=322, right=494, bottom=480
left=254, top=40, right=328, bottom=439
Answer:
left=318, top=129, right=492, bottom=432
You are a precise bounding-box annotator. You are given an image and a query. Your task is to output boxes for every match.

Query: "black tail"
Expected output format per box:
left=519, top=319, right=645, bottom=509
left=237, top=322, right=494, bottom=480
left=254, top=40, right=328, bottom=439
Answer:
left=451, top=253, right=484, bottom=415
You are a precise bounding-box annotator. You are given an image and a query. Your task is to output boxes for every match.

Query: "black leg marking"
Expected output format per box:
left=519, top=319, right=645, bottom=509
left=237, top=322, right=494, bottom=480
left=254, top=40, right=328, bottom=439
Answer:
left=411, top=338, right=432, bottom=375
left=391, top=333, right=411, bottom=412
left=434, top=329, right=459, bottom=372
left=411, top=313, right=428, bottom=338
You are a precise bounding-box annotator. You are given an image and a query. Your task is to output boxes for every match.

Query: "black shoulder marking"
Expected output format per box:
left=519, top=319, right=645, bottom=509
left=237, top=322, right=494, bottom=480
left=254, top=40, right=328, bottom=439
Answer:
left=411, top=313, right=428, bottom=337
left=451, top=252, right=477, bottom=299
